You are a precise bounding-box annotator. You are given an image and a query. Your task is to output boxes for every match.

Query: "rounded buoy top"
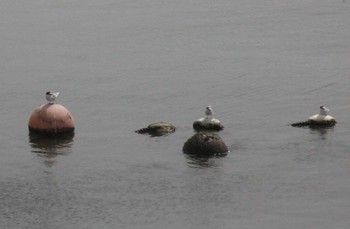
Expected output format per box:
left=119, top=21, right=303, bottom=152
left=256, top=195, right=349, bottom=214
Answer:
left=28, top=103, right=75, bottom=135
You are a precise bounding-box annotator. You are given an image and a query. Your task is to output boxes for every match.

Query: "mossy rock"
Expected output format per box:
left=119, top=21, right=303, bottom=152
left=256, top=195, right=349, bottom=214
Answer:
left=135, top=122, right=176, bottom=136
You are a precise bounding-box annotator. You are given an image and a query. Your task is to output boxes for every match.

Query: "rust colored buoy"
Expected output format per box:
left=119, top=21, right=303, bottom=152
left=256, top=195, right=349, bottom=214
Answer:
left=28, top=103, right=75, bottom=135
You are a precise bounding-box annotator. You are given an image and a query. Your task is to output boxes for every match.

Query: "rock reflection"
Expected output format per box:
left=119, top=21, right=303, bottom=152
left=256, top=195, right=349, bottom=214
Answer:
left=185, top=154, right=225, bottom=168
left=29, top=132, right=74, bottom=158
left=308, top=126, right=334, bottom=140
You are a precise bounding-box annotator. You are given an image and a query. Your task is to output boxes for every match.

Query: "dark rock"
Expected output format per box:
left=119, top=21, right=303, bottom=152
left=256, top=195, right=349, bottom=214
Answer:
left=183, top=132, right=228, bottom=156
left=290, top=119, right=337, bottom=127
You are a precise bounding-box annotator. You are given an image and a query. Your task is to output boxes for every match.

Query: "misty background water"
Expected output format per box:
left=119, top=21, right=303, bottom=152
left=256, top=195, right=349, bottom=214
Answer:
left=1, top=0, right=350, bottom=228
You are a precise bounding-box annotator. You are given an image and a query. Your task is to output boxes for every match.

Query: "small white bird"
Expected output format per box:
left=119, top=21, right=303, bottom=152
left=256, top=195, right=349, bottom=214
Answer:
left=46, top=91, right=59, bottom=104
left=319, top=105, right=330, bottom=116
left=205, top=105, right=213, bottom=119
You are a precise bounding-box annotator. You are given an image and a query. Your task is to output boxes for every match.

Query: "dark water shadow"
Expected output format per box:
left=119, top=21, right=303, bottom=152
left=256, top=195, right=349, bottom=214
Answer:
left=29, top=132, right=74, bottom=166
left=147, top=132, right=174, bottom=138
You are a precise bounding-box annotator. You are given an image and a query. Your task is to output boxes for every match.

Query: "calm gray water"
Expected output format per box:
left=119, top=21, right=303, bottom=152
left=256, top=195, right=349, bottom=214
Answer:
left=1, top=0, right=350, bottom=228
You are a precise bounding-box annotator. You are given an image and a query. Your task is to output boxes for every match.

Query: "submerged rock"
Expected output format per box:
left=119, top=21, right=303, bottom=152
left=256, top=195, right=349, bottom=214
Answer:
left=183, top=132, right=228, bottom=156
left=135, top=122, right=176, bottom=136
left=290, top=119, right=337, bottom=127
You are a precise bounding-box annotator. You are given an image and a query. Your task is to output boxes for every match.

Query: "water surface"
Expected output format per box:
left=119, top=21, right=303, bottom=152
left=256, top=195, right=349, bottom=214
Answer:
left=1, top=0, right=350, bottom=228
